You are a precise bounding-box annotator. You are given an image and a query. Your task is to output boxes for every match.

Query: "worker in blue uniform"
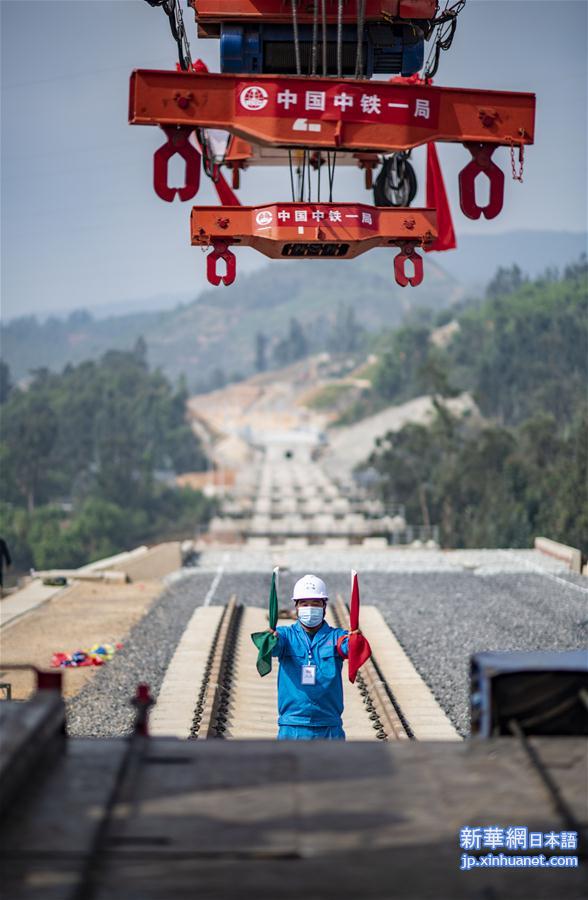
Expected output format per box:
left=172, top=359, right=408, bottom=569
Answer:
left=269, top=574, right=356, bottom=740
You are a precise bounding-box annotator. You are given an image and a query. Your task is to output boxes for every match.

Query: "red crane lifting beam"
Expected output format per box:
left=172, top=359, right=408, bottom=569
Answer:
left=129, top=69, right=535, bottom=153
left=129, top=69, right=534, bottom=218
left=190, top=202, right=437, bottom=287
left=190, top=0, right=437, bottom=27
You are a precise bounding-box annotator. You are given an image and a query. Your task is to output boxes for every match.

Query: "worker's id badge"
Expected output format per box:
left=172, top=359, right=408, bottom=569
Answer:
left=301, top=664, right=316, bottom=685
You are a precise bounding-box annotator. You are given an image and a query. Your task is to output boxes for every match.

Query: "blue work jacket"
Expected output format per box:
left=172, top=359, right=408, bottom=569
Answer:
left=271, top=620, right=349, bottom=727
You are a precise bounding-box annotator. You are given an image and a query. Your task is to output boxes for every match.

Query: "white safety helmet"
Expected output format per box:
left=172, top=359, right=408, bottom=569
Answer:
left=291, top=574, right=328, bottom=602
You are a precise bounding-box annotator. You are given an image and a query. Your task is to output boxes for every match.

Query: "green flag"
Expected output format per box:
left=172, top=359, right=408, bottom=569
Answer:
left=251, top=567, right=279, bottom=676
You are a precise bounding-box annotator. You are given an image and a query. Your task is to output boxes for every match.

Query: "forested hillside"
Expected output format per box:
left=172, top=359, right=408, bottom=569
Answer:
left=1, top=253, right=462, bottom=387
left=0, top=345, right=213, bottom=572
left=361, top=259, right=588, bottom=552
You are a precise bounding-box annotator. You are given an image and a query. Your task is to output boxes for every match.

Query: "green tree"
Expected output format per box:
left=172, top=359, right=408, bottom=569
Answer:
left=0, top=348, right=213, bottom=571
left=485, top=264, right=526, bottom=299
left=273, top=317, right=309, bottom=366
left=133, top=335, right=148, bottom=367
left=1, top=384, right=57, bottom=511
left=0, top=502, right=33, bottom=570
left=366, top=402, right=588, bottom=554
left=372, top=325, right=430, bottom=401
left=0, top=360, right=12, bottom=404
left=328, top=304, right=366, bottom=354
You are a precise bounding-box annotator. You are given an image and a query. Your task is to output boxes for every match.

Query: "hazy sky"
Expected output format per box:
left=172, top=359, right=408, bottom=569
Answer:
left=1, top=0, right=587, bottom=319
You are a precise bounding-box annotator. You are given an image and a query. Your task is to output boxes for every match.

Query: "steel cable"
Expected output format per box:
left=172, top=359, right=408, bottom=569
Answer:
left=291, top=0, right=302, bottom=75
left=423, top=0, right=466, bottom=80
left=354, top=0, right=366, bottom=79
left=311, top=0, right=319, bottom=75
left=327, top=151, right=336, bottom=202
left=298, top=152, right=306, bottom=202
left=288, top=150, right=296, bottom=201
left=337, top=0, right=343, bottom=77
left=317, top=151, right=321, bottom=202
left=144, top=0, right=192, bottom=71
left=321, top=0, right=327, bottom=75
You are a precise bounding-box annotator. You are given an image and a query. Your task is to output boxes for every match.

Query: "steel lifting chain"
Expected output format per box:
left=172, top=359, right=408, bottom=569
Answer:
left=509, top=140, right=525, bottom=182
left=144, top=0, right=192, bottom=71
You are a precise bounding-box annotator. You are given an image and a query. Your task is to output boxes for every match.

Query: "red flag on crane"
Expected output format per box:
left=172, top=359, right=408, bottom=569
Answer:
left=188, top=59, right=241, bottom=207
left=389, top=77, right=456, bottom=254
left=347, top=570, right=371, bottom=683
left=213, top=166, right=241, bottom=206
left=424, top=143, right=456, bottom=253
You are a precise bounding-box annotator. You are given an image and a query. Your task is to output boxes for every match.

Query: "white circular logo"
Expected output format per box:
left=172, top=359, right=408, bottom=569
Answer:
left=239, top=86, right=269, bottom=111
left=255, top=210, right=273, bottom=226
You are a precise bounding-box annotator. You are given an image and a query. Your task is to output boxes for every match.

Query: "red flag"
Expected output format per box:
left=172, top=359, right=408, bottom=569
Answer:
left=189, top=60, right=240, bottom=209
left=347, top=571, right=371, bottom=683
left=213, top=166, right=241, bottom=206
left=425, top=143, right=456, bottom=253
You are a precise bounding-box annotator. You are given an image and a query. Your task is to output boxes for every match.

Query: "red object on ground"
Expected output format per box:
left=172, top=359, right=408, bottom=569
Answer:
left=50, top=653, right=69, bottom=668
left=425, top=142, right=456, bottom=252
left=347, top=571, right=372, bottom=683
left=132, top=683, right=154, bottom=736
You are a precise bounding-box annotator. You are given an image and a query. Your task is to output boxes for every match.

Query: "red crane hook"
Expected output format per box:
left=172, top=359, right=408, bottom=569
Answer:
left=394, top=244, right=424, bottom=287
left=153, top=125, right=201, bottom=202
left=206, top=240, right=237, bottom=286
left=459, top=142, right=505, bottom=220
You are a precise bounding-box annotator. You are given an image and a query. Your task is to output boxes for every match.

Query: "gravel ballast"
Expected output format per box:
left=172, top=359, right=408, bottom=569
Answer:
left=67, top=572, right=219, bottom=736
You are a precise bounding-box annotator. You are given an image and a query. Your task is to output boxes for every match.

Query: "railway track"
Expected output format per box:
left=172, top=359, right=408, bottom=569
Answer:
left=189, top=597, right=412, bottom=741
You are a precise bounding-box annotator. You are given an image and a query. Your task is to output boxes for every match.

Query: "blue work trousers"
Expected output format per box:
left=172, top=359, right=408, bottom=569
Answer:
left=277, top=724, right=346, bottom=740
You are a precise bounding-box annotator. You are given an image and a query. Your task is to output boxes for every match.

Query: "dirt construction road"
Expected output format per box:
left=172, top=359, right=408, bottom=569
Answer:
left=0, top=580, right=161, bottom=700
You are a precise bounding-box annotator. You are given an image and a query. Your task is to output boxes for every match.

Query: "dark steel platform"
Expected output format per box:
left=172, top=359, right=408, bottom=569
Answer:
left=1, top=695, right=586, bottom=900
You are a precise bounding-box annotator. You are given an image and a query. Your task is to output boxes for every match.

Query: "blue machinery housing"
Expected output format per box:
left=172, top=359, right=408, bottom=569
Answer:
left=220, top=23, right=425, bottom=76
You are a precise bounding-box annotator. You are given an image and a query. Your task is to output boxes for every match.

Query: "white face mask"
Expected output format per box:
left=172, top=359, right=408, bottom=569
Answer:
left=298, top=605, right=324, bottom=628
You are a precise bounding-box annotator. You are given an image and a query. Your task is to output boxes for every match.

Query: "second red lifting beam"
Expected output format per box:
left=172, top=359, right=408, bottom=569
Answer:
left=191, top=203, right=437, bottom=288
